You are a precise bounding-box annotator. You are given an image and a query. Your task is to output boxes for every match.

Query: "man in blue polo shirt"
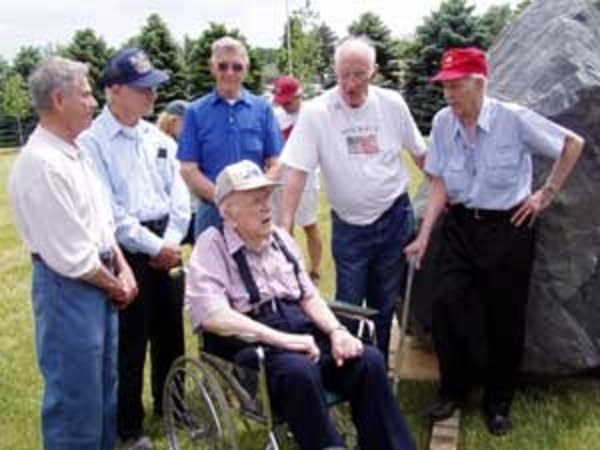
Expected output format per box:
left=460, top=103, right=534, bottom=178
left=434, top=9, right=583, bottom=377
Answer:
left=178, top=36, right=283, bottom=237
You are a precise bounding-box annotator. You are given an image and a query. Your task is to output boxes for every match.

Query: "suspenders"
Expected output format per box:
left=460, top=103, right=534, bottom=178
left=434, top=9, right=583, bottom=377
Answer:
left=217, top=224, right=305, bottom=305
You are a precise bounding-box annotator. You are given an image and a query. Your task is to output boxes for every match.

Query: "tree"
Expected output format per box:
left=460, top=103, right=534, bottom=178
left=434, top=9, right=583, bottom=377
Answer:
left=514, top=0, right=532, bottom=17
left=314, top=22, right=337, bottom=88
left=136, top=14, right=188, bottom=107
left=12, top=45, right=43, bottom=80
left=0, top=56, right=9, bottom=88
left=62, top=29, right=113, bottom=103
left=479, top=3, right=513, bottom=47
left=186, top=22, right=263, bottom=97
left=348, top=12, right=402, bottom=89
left=278, top=6, right=322, bottom=90
left=2, top=73, right=30, bottom=145
left=403, top=0, right=489, bottom=133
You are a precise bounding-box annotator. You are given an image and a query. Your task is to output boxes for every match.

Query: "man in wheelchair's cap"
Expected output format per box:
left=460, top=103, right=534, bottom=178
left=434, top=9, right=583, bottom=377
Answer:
left=185, top=160, right=416, bottom=450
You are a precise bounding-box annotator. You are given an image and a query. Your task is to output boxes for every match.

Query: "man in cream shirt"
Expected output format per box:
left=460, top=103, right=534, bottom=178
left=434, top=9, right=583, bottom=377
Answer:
left=8, top=57, right=137, bottom=450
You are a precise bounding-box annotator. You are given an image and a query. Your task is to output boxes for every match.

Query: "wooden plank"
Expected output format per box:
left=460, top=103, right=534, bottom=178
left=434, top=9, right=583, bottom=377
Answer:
left=429, top=410, right=461, bottom=450
left=388, top=317, right=439, bottom=381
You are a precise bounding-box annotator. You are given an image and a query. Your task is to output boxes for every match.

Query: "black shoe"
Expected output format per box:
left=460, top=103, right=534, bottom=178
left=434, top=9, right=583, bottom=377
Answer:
left=426, top=397, right=460, bottom=421
left=484, top=411, right=512, bottom=436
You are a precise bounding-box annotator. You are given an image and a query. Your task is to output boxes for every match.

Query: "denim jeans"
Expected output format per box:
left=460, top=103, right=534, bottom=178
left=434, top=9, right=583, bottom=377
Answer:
left=331, top=193, right=415, bottom=364
left=193, top=199, right=223, bottom=238
left=32, top=259, right=118, bottom=450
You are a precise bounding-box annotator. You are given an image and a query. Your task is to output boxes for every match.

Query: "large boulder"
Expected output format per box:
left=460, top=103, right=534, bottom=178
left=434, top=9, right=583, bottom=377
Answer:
left=410, top=0, right=600, bottom=375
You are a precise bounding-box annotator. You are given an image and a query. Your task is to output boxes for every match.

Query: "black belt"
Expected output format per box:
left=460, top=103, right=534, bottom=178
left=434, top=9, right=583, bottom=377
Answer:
left=32, top=250, right=115, bottom=273
left=141, top=215, right=168, bottom=235
left=450, top=203, right=521, bottom=221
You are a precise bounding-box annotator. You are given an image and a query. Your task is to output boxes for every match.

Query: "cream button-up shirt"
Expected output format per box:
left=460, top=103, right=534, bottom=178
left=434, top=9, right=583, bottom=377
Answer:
left=8, top=125, right=116, bottom=279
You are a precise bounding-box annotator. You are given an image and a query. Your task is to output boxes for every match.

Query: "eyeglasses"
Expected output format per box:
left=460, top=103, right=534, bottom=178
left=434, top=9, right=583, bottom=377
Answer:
left=216, top=62, right=245, bottom=73
left=336, top=71, right=371, bottom=82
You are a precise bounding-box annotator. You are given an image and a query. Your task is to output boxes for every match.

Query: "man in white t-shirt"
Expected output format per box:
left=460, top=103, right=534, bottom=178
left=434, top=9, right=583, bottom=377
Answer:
left=280, top=36, right=427, bottom=363
left=272, top=75, right=323, bottom=285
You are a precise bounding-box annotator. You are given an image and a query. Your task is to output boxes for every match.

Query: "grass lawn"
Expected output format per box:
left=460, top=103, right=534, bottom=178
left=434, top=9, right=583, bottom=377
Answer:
left=2, top=149, right=600, bottom=449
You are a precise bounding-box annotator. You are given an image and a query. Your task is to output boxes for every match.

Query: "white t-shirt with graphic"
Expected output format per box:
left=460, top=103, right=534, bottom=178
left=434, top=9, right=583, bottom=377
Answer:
left=281, top=85, right=426, bottom=225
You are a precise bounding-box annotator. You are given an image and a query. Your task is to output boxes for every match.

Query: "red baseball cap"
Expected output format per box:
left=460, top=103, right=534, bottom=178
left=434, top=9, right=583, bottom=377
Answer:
left=431, top=47, right=488, bottom=82
left=273, top=76, right=302, bottom=105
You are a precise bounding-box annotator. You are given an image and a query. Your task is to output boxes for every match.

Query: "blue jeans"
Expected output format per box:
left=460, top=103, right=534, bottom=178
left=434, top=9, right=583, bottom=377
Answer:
left=331, top=193, right=415, bottom=364
left=32, top=260, right=118, bottom=450
left=194, top=199, right=223, bottom=238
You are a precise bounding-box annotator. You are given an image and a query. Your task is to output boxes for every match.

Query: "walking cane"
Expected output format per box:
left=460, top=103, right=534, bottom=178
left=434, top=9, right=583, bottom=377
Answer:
left=393, top=258, right=416, bottom=396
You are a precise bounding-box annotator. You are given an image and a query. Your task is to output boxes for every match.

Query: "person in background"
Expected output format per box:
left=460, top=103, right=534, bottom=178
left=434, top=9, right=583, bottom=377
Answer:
left=8, top=56, right=137, bottom=450
left=79, top=48, right=190, bottom=450
left=177, top=36, right=283, bottom=238
left=271, top=75, right=323, bottom=285
left=280, top=36, right=427, bottom=364
left=156, top=99, right=197, bottom=245
left=405, top=47, right=584, bottom=435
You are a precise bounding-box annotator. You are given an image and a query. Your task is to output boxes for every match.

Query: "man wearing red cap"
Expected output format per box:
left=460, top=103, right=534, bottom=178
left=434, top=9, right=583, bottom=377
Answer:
left=405, top=47, right=584, bottom=435
left=272, top=75, right=323, bottom=285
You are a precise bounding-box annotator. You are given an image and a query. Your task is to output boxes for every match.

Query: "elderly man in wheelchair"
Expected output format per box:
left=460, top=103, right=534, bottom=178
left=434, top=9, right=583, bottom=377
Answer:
left=176, top=160, right=416, bottom=450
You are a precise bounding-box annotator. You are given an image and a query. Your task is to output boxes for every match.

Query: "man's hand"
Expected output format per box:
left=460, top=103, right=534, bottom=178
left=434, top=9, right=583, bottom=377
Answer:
left=149, top=243, right=182, bottom=271
left=511, top=187, right=554, bottom=227
left=280, top=333, right=320, bottom=363
left=330, top=328, right=364, bottom=367
left=404, top=236, right=428, bottom=270
left=117, top=264, right=138, bottom=303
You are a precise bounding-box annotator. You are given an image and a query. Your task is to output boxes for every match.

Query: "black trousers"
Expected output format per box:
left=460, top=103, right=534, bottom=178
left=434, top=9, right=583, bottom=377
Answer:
left=432, top=205, right=535, bottom=411
left=117, top=250, right=185, bottom=440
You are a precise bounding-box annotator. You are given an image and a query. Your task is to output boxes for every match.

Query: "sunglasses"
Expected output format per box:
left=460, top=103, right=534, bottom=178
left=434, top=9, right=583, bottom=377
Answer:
left=216, top=62, right=245, bottom=73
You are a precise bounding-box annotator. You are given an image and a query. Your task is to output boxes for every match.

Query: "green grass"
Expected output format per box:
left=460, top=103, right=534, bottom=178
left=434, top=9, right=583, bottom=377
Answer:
left=1, top=149, right=600, bottom=450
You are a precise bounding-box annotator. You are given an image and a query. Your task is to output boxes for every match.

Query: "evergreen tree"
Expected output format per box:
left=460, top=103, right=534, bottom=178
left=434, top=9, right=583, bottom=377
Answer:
left=186, top=23, right=263, bottom=97
left=348, top=12, right=401, bottom=89
left=2, top=73, right=30, bottom=145
left=403, top=0, right=488, bottom=133
left=136, top=14, right=188, bottom=108
left=314, top=22, right=337, bottom=88
left=12, top=45, right=43, bottom=80
left=62, top=29, right=113, bottom=103
left=479, top=3, right=513, bottom=47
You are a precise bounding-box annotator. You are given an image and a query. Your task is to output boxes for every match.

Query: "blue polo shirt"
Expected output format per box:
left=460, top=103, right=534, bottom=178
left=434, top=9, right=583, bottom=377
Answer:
left=177, top=89, right=283, bottom=181
left=425, top=97, right=571, bottom=210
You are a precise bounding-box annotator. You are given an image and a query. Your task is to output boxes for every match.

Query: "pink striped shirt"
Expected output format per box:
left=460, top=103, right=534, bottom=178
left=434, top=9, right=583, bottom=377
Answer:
left=185, top=222, right=316, bottom=331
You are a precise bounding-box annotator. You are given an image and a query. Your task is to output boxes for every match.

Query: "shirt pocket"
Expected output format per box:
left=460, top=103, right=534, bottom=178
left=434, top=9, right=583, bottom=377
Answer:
left=443, top=156, right=469, bottom=201
left=237, top=114, right=264, bottom=160
left=485, top=145, right=521, bottom=189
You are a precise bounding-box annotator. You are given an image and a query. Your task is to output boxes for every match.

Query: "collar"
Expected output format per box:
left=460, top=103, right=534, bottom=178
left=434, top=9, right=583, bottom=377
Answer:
left=223, top=221, right=276, bottom=255
left=34, top=125, right=82, bottom=160
left=210, top=88, right=252, bottom=106
left=452, top=96, right=493, bottom=138
left=100, top=105, right=141, bottom=140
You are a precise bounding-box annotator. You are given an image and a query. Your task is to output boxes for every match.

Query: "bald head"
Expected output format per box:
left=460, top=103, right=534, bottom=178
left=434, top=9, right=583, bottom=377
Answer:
left=334, top=36, right=376, bottom=72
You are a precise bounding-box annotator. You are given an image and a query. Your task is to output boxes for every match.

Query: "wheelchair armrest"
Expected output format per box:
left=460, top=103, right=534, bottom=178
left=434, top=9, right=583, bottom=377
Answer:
left=328, top=300, right=378, bottom=320
left=328, top=300, right=378, bottom=344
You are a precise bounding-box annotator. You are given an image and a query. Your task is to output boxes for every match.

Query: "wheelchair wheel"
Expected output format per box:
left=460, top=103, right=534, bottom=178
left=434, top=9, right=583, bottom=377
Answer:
left=163, top=356, right=239, bottom=450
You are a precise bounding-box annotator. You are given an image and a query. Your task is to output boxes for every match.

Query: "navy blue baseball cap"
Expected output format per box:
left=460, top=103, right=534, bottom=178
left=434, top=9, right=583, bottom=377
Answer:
left=100, top=48, right=169, bottom=88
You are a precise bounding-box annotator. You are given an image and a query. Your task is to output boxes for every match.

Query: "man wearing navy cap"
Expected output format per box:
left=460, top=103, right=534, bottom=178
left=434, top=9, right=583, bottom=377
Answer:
left=405, top=47, right=584, bottom=434
left=79, top=48, right=190, bottom=450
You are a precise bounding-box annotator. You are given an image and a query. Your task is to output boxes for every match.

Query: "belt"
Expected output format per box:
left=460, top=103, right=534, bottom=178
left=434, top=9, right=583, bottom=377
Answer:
left=31, top=250, right=115, bottom=273
left=450, top=203, right=521, bottom=221
left=141, top=215, right=168, bottom=235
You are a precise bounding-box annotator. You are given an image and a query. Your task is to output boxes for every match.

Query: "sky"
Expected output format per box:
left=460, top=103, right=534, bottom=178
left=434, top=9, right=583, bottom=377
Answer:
left=0, top=0, right=521, bottom=62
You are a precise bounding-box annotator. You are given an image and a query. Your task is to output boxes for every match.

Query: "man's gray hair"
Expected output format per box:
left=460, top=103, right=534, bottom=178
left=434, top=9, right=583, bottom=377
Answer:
left=28, top=56, right=89, bottom=114
left=334, top=35, right=377, bottom=68
left=211, top=36, right=249, bottom=65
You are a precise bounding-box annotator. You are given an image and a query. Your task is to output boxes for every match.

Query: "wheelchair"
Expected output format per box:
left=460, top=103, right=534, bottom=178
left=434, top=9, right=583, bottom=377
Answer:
left=162, top=300, right=377, bottom=450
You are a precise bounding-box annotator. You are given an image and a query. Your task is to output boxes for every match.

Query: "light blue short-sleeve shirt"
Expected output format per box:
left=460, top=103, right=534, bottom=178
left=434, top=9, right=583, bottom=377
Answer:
left=425, top=97, right=572, bottom=210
